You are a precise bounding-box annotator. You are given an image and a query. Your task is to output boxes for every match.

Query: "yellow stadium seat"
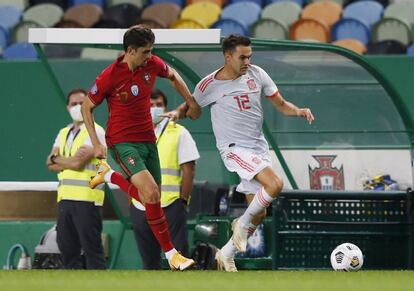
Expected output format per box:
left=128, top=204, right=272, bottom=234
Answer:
left=171, top=18, right=207, bottom=29
left=180, top=2, right=221, bottom=28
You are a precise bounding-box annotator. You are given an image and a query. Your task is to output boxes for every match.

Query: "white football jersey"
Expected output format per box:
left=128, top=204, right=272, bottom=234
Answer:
left=193, top=64, right=278, bottom=154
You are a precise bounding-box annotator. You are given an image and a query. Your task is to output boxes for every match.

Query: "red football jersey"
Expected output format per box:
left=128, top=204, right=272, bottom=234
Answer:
left=88, top=54, right=169, bottom=145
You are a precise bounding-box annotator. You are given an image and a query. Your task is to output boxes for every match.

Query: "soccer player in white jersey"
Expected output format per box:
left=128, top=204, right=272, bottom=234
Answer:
left=169, top=34, right=314, bottom=272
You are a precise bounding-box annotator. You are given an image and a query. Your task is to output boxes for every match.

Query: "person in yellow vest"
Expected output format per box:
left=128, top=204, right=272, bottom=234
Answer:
left=130, top=89, right=200, bottom=269
left=46, top=89, right=106, bottom=269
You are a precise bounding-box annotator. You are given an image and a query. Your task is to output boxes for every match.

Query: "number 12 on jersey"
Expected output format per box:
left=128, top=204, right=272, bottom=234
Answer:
left=233, top=95, right=251, bottom=111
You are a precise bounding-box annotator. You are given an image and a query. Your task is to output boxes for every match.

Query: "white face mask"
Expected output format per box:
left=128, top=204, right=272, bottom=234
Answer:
left=69, top=104, right=83, bottom=122
left=150, top=107, right=164, bottom=125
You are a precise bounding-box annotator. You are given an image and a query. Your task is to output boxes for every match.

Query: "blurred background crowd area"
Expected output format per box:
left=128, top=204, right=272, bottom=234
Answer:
left=0, top=0, right=414, bottom=59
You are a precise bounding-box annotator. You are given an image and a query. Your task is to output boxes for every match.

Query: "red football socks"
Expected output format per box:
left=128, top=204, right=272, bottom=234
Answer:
left=145, top=202, right=174, bottom=252
left=110, top=172, right=141, bottom=202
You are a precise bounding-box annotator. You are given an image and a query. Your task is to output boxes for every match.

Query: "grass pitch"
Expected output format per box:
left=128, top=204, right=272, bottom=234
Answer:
left=0, top=270, right=413, bottom=291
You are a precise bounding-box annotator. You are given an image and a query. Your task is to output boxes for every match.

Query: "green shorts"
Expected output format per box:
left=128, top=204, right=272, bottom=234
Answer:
left=109, top=142, right=161, bottom=184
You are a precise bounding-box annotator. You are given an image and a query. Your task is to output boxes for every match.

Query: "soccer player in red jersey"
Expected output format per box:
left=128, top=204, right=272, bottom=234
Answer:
left=81, top=25, right=200, bottom=270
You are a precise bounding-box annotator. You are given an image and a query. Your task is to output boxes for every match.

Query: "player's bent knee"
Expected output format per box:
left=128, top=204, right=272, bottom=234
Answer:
left=267, top=178, right=283, bottom=197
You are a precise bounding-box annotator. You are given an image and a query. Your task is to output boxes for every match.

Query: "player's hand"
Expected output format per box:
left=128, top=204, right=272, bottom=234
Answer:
left=161, top=110, right=179, bottom=125
left=186, top=101, right=201, bottom=120
left=93, top=144, right=107, bottom=159
left=298, top=108, right=314, bottom=124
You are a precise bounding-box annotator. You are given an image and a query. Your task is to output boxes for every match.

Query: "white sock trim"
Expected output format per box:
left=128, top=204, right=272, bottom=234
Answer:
left=104, top=169, right=115, bottom=183
left=165, top=248, right=177, bottom=260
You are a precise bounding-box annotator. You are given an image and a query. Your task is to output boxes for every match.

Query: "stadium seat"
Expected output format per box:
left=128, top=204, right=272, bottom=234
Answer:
left=148, top=0, right=185, bottom=8
left=54, top=19, right=84, bottom=28
left=0, top=25, right=8, bottom=50
left=264, top=0, right=305, bottom=7
left=23, top=3, right=64, bottom=27
left=310, top=0, right=344, bottom=6
left=343, top=0, right=384, bottom=28
left=332, top=38, right=367, bottom=54
left=384, top=0, right=414, bottom=39
left=289, top=18, right=330, bottom=42
left=251, top=19, right=288, bottom=40
left=68, top=0, right=105, bottom=7
left=107, top=0, right=146, bottom=8
left=101, top=3, right=141, bottom=28
left=229, top=0, right=263, bottom=6
left=141, top=3, right=181, bottom=28
left=171, top=18, right=206, bottom=29
left=0, top=0, right=28, bottom=10
left=372, top=17, right=412, bottom=46
left=366, top=39, right=406, bottom=54
left=331, top=18, right=371, bottom=45
left=187, top=0, right=225, bottom=7
left=12, top=20, right=43, bottom=43
left=44, top=44, right=83, bottom=58
left=29, top=0, right=66, bottom=9
left=212, top=19, right=247, bottom=36
left=220, top=2, right=261, bottom=31
left=0, top=5, right=22, bottom=30
left=139, top=18, right=166, bottom=29
left=301, top=1, right=343, bottom=28
left=63, top=4, right=103, bottom=28
left=407, top=43, right=414, bottom=55
left=344, top=0, right=389, bottom=6
left=181, top=2, right=221, bottom=28
left=3, top=42, right=37, bottom=59
left=261, top=1, right=301, bottom=28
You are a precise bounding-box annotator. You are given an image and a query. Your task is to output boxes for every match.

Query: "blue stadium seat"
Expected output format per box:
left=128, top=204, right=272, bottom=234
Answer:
left=343, top=0, right=384, bottom=28
left=3, top=42, right=37, bottom=59
left=407, top=43, right=414, bottom=56
left=0, top=5, right=22, bottom=30
left=264, top=0, right=305, bottom=7
left=148, top=0, right=185, bottom=8
left=68, top=0, right=105, bottom=7
left=220, top=2, right=261, bottom=31
left=332, top=18, right=371, bottom=45
left=229, top=0, right=263, bottom=7
left=212, top=19, right=248, bottom=36
left=0, top=25, right=9, bottom=51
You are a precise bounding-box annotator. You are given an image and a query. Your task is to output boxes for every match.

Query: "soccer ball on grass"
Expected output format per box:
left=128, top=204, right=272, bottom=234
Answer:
left=330, top=242, right=363, bottom=271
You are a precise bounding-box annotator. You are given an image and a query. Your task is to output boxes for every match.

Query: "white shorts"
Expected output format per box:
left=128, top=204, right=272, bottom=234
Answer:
left=221, top=146, right=272, bottom=195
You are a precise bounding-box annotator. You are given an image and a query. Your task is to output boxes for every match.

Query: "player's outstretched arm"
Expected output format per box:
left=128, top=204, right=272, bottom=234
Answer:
left=81, top=98, right=107, bottom=158
left=268, top=91, right=314, bottom=124
left=167, top=66, right=201, bottom=120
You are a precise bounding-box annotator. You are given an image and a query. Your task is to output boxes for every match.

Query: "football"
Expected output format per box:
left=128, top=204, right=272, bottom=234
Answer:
left=330, top=243, right=364, bottom=271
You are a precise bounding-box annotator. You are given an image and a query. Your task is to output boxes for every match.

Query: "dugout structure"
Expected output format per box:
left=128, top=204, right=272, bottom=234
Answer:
left=28, top=28, right=414, bottom=269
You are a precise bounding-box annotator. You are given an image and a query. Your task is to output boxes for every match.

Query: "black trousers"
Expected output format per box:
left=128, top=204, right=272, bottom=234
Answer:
left=56, top=200, right=106, bottom=269
left=130, top=199, right=189, bottom=270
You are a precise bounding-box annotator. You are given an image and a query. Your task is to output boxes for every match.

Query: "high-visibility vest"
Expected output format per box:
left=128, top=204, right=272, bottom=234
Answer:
left=57, top=124, right=105, bottom=205
left=132, top=122, right=183, bottom=208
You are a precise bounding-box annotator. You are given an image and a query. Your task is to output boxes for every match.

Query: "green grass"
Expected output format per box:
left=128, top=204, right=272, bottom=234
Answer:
left=1, top=270, right=413, bottom=291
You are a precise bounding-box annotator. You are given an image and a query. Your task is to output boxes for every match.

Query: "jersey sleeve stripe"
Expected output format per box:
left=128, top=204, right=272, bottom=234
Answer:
left=199, top=76, right=213, bottom=92
left=266, top=91, right=279, bottom=98
left=200, top=78, right=214, bottom=93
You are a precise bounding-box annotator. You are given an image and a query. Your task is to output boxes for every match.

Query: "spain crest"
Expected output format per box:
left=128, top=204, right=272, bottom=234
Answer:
left=247, top=79, right=257, bottom=90
left=309, top=155, right=344, bottom=190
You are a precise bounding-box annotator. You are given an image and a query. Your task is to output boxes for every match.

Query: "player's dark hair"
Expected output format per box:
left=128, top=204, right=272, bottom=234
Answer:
left=151, top=89, right=168, bottom=108
left=222, top=34, right=251, bottom=54
left=123, top=25, right=155, bottom=52
left=66, top=88, right=87, bottom=105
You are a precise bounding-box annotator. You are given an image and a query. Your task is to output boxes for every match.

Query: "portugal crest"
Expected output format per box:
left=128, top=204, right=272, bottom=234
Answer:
left=127, top=156, right=136, bottom=167
left=309, top=155, right=344, bottom=190
left=131, top=85, right=139, bottom=96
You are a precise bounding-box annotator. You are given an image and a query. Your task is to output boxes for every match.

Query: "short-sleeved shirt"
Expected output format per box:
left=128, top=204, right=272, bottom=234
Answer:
left=193, top=64, right=278, bottom=154
left=88, top=54, right=169, bottom=146
left=53, top=123, right=106, bottom=149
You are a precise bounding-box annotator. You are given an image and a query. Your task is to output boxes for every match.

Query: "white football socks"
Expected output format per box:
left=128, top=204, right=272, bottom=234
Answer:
left=238, top=187, right=274, bottom=228
left=165, top=248, right=177, bottom=260
left=222, top=222, right=257, bottom=258
left=104, top=169, right=115, bottom=183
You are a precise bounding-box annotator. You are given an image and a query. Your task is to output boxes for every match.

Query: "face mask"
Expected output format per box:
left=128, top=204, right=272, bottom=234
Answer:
left=69, top=104, right=83, bottom=122
left=150, top=107, right=165, bottom=125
